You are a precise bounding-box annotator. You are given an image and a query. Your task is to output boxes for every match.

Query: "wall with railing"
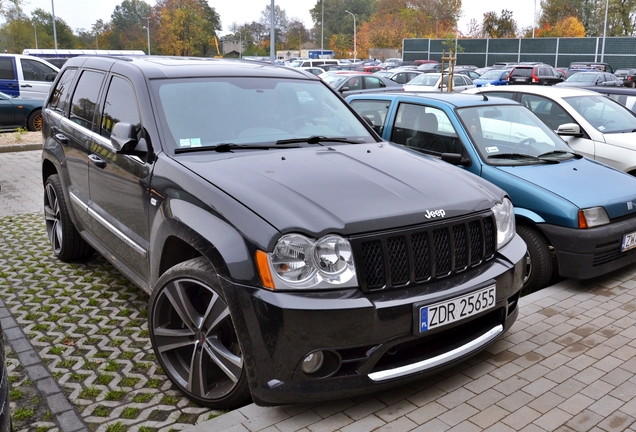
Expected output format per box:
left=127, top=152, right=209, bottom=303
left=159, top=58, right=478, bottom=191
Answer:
left=402, top=37, right=636, bottom=69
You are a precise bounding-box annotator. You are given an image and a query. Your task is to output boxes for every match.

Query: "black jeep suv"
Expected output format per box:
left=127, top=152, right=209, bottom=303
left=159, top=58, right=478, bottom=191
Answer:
left=41, top=56, right=525, bottom=409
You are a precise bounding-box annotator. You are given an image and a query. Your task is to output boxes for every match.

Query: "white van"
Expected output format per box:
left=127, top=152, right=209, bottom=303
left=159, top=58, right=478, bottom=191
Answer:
left=289, top=59, right=340, bottom=68
left=0, top=54, right=59, bottom=99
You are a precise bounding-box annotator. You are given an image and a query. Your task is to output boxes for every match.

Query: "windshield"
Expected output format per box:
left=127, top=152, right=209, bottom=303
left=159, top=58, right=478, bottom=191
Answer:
left=479, top=70, right=504, bottom=80
left=407, top=74, right=442, bottom=86
left=151, top=77, right=376, bottom=152
left=563, top=94, right=636, bottom=133
left=457, top=105, right=575, bottom=166
left=566, top=73, right=597, bottom=82
left=322, top=74, right=349, bottom=88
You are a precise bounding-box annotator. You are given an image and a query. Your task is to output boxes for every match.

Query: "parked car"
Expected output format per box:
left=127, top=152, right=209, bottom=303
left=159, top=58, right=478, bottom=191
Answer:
left=403, top=73, right=476, bottom=93
left=0, top=91, right=43, bottom=131
left=464, top=86, right=636, bottom=174
left=568, top=61, right=614, bottom=73
left=417, top=63, right=443, bottom=73
left=373, top=68, right=424, bottom=84
left=41, top=55, right=525, bottom=409
left=555, top=71, right=622, bottom=87
left=322, top=72, right=402, bottom=96
left=298, top=66, right=326, bottom=77
left=507, top=64, right=564, bottom=86
left=614, top=69, right=636, bottom=88
left=0, top=53, right=59, bottom=99
left=346, top=92, right=636, bottom=292
left=473, top=69, right=510, bottom=87
left=355, top=65, right=386, bottom=73
left=454, top=70, right=481, bottom=80
left=581, top=85, right=636, bottom=112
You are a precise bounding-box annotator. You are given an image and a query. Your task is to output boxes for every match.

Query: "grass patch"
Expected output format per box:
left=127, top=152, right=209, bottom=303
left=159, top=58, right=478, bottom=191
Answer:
left=105, top=390, right=126, bottom=401
left=160, top=395, right=180, bottom=404
left=132, top=393, right=154, bottom=403
left=121, top=407, right=139, bottom=419
left=93, top=405, right=110, bottom=417
left=96, top=374, right=114, bottom=385
left=79, top=387, right=101, bottom=399
left=13, top=407, right=35, bottom=420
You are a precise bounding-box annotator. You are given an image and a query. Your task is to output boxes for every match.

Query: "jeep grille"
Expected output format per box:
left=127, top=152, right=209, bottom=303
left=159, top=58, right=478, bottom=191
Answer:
left=352, top=212, right=496, bottom=291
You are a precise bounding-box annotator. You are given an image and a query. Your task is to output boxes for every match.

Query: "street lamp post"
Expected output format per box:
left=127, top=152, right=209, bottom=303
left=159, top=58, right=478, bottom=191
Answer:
left=144, top=17, right=151, bottom=55
left=601, top=0, right=609, bottom=62
left=321, top=0, right=324, bottom=56
left=532, top=0, right=536, bottom=38
left=51, top=0, right=58, bottom=49
left=344, top=10, right=356, bottom=61
left=33, top=23, right=38, bottom=49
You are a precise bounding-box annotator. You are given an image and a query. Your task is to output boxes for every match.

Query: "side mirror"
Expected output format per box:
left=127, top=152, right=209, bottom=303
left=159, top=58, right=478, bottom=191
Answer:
left=111, top=122, right=139, bottom=152
left=441, top=153, right=471, bottom=166
left=556, top=123, right=583, bottom=137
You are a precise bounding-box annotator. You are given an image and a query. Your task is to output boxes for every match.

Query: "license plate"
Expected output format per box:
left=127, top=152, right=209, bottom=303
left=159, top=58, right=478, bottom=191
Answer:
left=515, top=78, right=526, bottom=82
left=419, top=285, right=496, bottom=333
left=622, top=231, right=636, bottom=252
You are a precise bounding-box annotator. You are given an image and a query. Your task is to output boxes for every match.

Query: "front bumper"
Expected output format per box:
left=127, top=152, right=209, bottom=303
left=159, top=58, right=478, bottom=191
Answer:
left=222, top=235, right=526, bottom=406
left=539, top=217, right=636, bottom=279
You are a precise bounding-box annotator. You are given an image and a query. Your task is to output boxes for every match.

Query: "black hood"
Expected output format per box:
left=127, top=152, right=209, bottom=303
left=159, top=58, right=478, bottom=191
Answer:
left=179, top=143, right=505, bottom=236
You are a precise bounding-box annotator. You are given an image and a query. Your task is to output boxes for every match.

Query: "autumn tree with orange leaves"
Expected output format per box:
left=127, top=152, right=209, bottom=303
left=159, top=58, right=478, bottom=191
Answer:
left=153, top=0, right=220, bottom=56
left=535, top=16, right=586, bottom=37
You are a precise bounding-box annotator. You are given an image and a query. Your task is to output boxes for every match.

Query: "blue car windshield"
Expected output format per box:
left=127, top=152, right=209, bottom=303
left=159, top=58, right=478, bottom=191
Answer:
left=457, top=105, right=574, bottom=165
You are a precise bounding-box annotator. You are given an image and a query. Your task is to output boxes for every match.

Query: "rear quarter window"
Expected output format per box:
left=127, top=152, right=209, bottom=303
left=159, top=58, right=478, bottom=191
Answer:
left=48, top=68, right=77, bottom=114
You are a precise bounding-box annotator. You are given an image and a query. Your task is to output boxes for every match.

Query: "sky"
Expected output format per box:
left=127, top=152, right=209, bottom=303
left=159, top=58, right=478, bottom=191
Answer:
left=20, top=1, right=538, bottom=35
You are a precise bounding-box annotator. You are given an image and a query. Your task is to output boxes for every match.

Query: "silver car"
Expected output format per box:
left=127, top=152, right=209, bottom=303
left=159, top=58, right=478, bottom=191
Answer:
left=465, top=86, right=636, bottom=174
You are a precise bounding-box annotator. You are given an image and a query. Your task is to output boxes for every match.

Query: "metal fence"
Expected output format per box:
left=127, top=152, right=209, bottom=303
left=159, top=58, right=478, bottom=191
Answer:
left=402, top=37, right=636, bottom=69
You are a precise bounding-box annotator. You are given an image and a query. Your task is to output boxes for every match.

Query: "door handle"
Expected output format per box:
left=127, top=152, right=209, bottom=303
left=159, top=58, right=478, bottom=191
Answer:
left=54, top=133, right=69, bottom=144
left=88, top=154, right=107, bottom=169
left=20, top=84, right=32, bottom=88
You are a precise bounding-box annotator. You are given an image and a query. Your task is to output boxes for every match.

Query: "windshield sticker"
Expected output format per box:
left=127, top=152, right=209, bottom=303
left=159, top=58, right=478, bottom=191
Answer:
left=179, top=138, right=202, bottom=148
left=485, top=146, right=499, bottom=153
left=598, top=126, right=606, bottom=131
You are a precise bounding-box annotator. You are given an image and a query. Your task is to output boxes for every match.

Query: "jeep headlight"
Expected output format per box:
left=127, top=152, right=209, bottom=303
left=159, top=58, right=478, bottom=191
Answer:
left=257, top=234, right=357, bottom=290
left=492, top=198, right=515, bottom=250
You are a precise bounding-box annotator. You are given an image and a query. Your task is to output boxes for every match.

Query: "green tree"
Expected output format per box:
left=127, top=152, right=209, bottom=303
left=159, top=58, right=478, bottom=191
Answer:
left=30, top=8, right=76, bottom=48
left=109, top=0, right=152, bottom=51
left=153, top=0, right=214, bottom=56
left=482, top=9, right=518, bottom=38
left=310, top=0, right=378, bottom=49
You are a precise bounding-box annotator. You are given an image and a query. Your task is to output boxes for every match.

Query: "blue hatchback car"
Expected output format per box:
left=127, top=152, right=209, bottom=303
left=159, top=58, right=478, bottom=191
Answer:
left=472, top=69, right=510, bottom=87
left=347, top=92, right=636, bottom=292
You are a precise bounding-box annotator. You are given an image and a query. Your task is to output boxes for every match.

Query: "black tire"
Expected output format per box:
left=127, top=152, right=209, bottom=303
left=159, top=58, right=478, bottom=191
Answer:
left=517, top=225, right=553, bottom=295
left=27, top=109, right=42, bottom=132
left=148, top=257, right=251, bottom=409
left=43, top=174, right=94, bottom=262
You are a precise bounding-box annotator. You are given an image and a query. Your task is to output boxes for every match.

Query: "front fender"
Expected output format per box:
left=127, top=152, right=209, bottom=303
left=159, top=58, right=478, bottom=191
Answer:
left=149, top=198, right=278, bottom=288
left=515, top=207, right=546, bottom=224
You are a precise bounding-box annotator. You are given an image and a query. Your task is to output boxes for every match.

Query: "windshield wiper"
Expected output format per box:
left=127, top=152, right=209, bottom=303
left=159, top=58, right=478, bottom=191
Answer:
left=488, top=153, right=559, bottom=163
left=174, top=142, right=301, bottom=154
left=537, top=150, right=581, bottom=159
left=276, top=136, right=361, bottom=145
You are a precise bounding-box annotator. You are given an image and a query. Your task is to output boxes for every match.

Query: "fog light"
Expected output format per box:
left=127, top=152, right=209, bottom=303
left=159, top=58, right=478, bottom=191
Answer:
left=302, top=351, right=324, bottom=374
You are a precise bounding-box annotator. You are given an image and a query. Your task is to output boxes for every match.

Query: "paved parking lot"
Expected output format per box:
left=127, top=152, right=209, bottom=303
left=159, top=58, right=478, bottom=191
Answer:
left=4, top=150, right=636, bottom=431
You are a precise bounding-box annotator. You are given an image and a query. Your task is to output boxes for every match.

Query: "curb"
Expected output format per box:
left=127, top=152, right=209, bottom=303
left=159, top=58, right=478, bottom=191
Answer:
left=0, top=298, right=88, bottom=432
left=0, top=143, right=43, bottom=154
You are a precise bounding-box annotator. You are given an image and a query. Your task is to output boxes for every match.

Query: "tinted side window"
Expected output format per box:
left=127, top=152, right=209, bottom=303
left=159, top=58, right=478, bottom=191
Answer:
left=364, top=77, right=384, bottom=89
left=21, top=58, right=57, bottom=81
left=70, top=70, right=105, bottom=130
left=0, top=58, right=16, bottom=80
left=100, top=76, right=141, bottom=139
left=48, top=68, right=77, bottom=114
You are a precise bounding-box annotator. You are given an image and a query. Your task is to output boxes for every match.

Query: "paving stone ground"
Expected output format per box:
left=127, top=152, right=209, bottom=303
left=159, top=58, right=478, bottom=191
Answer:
left=5, top=150, right=636, bottom=432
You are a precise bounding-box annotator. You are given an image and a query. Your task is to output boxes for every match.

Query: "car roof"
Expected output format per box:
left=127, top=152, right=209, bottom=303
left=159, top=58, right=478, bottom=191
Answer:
left=580, top=86, right=636, bottom=95
left=62, top=55, right=318, bottom=81
left=464, top=85, right=601, bottom=98
left=346, top=91, right=520, bottom=108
